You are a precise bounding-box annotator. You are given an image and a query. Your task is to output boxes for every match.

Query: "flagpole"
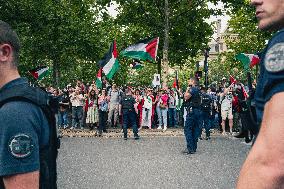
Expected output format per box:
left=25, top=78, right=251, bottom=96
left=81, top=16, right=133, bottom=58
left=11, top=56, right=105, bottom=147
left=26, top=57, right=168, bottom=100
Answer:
left=175, top=70, right=179, bottom=90
left=255, top=64, right=258, bottom=82
left=100, top=68, right=103, bottom=90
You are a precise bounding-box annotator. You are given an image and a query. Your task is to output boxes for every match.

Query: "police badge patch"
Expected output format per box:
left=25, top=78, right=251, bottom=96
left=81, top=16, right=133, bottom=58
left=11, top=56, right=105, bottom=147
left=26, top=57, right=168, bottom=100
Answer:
left=8, top=134, right=34, bottom=158
left=265, top=43, right=284, bottom=72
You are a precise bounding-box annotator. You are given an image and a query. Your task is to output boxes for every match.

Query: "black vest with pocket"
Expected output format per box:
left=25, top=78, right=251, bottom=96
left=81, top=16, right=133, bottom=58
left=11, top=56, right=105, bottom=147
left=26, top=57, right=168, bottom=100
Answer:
left=0, top=83, right=59, bottom=189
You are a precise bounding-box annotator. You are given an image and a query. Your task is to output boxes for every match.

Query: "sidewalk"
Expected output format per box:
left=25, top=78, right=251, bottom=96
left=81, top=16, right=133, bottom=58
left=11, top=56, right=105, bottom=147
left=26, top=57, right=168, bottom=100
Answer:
left=59, top=128, right=222, bottom=138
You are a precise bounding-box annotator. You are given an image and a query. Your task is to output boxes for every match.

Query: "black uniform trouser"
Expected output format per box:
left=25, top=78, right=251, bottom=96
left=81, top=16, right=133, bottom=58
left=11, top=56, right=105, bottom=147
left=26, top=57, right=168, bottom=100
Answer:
left=122, top=109, right=138, bottom=138
left=184, top=109, right=201, bottom=152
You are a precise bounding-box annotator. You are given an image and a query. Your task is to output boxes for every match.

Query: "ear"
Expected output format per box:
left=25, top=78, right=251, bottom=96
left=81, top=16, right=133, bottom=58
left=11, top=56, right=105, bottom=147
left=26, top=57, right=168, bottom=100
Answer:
left=0, top=44, right=13, bottom=62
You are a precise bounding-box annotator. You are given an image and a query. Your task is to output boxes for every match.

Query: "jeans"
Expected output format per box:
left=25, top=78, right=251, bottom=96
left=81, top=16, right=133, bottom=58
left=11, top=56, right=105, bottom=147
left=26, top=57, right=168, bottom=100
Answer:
left=184, top=108, right=201, bottom=152
left=58, top=110, right=68, bottom=126
left=156, top=106, right=162, bottom=127
left=99, top=110, right=108, bottom=132
left=168, top=108, right=177, bottom=127
left=72, top=106, right=83, bottom=128
left=156, top=108, right=168, bottom=127
left=122, top=109, right=138, bottom=137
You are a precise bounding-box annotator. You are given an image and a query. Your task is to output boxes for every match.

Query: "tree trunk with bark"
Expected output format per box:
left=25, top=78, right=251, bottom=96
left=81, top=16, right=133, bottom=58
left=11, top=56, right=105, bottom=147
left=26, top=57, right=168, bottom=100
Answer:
left=53, top=58, right=60, bottom=87
left=162, top=0, right=169, bottom=87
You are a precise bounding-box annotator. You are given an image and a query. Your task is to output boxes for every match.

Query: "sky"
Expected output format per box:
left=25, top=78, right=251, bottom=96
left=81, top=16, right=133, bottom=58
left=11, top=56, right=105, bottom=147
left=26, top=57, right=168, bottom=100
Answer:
left=207, top=2, right=230, bottom=33
left=107, top=1, right=230, bottom=33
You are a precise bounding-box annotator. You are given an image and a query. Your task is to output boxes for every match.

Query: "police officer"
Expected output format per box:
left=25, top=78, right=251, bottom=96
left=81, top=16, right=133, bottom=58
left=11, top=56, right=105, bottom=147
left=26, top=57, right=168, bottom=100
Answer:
left=119, top=88, right=140, bottom=140
left=182, top=77, right=202, bottom=154
left=237, top=0, right=284, bottom=188
left=200, top=87, right=213, bottom=140
left=0, top=21, right=57, bottom=188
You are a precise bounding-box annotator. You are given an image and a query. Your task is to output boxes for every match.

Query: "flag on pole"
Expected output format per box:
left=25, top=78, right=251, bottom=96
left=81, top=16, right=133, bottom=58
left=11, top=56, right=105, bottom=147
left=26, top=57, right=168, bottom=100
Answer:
left=230, top=75, right=237, bottom=85
left=120, top=37, right=159, bottom=62
left=230, top=75, right=249, bottom=99
left=28, top=66, right=50, bottom=80
left=98, top=40, right=120, bottom=80
left=236, top=53, right=260, bottom=70
left=172, top=71, right=179, bottom=89
left=96, top=68, right=103, bottom=89
left=131, top=59, right=143, bottom=69
left=240, top=83, right=249, bottom=99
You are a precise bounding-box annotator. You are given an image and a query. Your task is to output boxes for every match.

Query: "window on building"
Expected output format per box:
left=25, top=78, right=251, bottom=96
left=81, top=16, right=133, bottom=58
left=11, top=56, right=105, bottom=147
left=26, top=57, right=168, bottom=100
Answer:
left=220, top=43, right=223, bottom=51
left=215, top=44, right=219, bottom=52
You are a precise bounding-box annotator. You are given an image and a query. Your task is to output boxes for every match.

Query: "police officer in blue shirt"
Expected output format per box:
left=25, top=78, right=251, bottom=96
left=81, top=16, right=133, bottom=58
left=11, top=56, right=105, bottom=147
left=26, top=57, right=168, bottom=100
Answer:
left=182, top=77, right=202, bottom=154
left=119, top=88, right=140, bottom=140
left=200, top=87, right=213, bottom=140
left=0, top=21, right=52, bottom=189
left=237, top=0, right=284, bottom=188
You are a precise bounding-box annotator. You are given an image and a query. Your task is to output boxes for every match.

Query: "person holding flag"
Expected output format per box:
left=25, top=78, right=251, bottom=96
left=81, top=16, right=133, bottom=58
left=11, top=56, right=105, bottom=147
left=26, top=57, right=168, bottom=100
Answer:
left=220, top=81, right=234, bottom=135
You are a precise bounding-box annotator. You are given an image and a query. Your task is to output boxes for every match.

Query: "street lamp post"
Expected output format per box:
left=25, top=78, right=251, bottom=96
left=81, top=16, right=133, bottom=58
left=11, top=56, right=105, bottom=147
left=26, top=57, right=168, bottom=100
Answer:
left=204, top=47, right=210, bottom=89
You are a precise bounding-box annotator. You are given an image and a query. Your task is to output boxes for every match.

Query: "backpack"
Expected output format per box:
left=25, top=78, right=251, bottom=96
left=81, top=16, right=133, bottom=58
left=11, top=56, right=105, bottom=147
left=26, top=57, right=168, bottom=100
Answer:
left=201, top=93, right=212, bottom=111
left=0, top=83, right=59, bottom=189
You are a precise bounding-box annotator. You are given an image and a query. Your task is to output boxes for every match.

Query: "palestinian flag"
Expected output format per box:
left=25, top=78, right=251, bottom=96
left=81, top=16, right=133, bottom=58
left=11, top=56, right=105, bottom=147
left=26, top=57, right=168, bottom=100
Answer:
left=230, top=75, right=237, bottom=85
left=29, top=66, right=50, bottom=80
left=96, top=68, right=103, bottom=89
left=240, top=83, right=249, bottom=99
left=173, top=71, right=179, bottom=89
left=121, top=37, right=159, bottom=62
left=131, top=59, right=143, bottom=69
left=98, top=40, right=120, bottom=80
left=236, top=53, right=260, bottom=70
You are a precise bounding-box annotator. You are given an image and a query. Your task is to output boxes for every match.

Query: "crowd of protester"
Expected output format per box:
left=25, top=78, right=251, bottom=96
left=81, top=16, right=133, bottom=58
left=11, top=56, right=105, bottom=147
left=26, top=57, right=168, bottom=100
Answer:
left=46, top=77, right=254, bottom=139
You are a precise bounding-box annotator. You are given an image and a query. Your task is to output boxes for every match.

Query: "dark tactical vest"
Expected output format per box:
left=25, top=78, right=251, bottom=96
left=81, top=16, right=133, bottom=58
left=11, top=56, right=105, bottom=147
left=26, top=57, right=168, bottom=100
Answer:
left=201, top=93, right=212, bottom=112
left=184, top=87, right=201, bottom=114
left=0, top=83, right=59, bottom=189
left=189, top=90, right=201, bottom=108
left=121, top=95, right=135, bottom=111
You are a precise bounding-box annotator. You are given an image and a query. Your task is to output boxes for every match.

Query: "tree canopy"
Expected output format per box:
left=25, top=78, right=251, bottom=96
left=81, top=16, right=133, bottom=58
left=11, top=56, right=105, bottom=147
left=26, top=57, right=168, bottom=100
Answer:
left=1, top=0, right=269, bottom=87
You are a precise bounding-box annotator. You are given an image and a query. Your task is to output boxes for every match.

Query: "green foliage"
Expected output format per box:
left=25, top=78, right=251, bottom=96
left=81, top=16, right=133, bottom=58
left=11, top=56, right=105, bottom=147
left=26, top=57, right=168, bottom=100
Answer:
left=98, top=0, right=215, bottom=66
left=0, top=0, right=229, bottom=87
left=126, top=61, right=158, bottom=87
left=0, top=0, right=121, bottom=87
left=226, top=3, right=272, bottom=55
left=205, top=1, right=273, bottom=84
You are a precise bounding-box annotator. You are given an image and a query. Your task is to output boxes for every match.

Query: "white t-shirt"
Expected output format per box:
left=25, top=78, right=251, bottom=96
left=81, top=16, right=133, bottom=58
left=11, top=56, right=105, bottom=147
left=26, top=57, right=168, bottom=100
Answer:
left=221, top=93, right=232, bottom=111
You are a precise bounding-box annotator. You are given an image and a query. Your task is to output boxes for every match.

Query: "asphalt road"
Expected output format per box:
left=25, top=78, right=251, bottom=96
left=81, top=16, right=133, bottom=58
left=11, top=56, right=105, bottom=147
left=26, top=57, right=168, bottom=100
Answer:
left=57, top=135, right=250, bottom=189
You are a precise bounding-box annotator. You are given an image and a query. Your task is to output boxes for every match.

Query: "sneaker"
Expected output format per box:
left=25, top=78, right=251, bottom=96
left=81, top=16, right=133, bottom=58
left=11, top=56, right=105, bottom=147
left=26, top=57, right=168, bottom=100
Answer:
left=163, top=126, right=167, bottom=131
left=63, top=125, right=69, bottom=129
left=124, top=137, right=127, bottom=140
left=222, top=132, right=226, bottom=135
left=157, top=126, right=162, bottom=130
